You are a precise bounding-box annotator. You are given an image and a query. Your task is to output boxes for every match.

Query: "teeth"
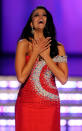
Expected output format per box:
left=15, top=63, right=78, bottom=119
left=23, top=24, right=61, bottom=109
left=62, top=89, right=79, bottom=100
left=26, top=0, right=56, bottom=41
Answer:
left=39, top=21, right=43, bottom=23
left=39, top=20, right=43, bottom=23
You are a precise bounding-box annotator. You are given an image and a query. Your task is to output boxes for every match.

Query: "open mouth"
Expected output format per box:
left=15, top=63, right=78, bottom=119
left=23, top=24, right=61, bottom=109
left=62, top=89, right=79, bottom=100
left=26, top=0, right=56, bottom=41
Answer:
left=38, top=20, right=44, bottom=24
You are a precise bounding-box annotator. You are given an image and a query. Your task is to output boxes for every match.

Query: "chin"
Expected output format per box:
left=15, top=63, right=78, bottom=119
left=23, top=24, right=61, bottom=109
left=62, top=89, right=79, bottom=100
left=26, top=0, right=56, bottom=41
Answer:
left=38, top=26, right=45, bottom=30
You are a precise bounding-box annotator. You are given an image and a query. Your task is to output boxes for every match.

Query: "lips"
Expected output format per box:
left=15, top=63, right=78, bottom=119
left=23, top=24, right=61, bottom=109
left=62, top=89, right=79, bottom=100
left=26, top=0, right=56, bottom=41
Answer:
left=38, top=20, right=44, bottom=24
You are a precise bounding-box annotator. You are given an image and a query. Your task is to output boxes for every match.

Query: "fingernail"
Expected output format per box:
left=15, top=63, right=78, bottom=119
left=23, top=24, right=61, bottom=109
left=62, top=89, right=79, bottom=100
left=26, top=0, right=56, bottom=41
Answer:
left=48, top=37, right=51, bottom=38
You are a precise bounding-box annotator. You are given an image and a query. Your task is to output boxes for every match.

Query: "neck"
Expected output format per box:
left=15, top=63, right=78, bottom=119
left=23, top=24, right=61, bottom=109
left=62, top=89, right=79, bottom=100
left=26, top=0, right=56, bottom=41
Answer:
left=34, top=29, right=44, bottom=40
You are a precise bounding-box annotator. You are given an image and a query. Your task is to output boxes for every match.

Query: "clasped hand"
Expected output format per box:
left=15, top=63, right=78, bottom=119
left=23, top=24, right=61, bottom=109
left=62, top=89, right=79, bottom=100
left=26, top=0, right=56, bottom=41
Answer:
left=32, top=37, right=52, bottom=59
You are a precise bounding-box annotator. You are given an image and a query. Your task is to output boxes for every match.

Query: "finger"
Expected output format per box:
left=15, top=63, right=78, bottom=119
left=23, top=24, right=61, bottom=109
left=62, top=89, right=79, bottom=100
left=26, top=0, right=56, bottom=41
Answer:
left=40, top=37, right=51, bottom=45
left=36, top=39, right=39, bottom=44
left=46, top=39, right=52, bottom=43
left=40, top=39, right=52, bottom=48
left=40, top=37, right=44, bottom=41
left=34, top=38, right=40, bottom=45
left=45, top=44, right=51, bottom=48
left=46, top=39, right=52, bottom=45
left=45, top=37, right=51, bottom=41
left=45, top=38, right=52, bottom=43
left=40, top=44, right=51, bottom=53
left=33, top=39, right=37, bottom=45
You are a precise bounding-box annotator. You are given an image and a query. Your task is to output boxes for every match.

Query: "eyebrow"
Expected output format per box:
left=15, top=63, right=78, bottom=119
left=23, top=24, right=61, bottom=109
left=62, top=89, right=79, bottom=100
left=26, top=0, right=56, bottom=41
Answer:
left=32, top=12, right=47, bottom=17
left=33, top=11, right=46, bottom=15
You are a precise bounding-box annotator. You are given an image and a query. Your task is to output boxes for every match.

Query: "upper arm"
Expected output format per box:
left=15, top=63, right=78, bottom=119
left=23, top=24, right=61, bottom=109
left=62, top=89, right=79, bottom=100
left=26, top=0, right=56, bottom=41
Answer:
left=15, top=39, right=29, bottom=78
left=57, top=42, right=68, bottom=77
left=57, top=42, right=66, bottom=56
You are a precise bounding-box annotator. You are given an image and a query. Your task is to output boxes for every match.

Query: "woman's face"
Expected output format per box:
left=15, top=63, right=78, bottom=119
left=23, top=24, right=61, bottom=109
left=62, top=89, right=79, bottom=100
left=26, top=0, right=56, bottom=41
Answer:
left=31, top=9, right=47, bottom=31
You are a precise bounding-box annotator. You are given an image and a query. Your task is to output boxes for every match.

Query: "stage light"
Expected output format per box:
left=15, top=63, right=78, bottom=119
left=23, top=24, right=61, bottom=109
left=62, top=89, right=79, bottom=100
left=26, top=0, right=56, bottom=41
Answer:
left=59, top=93, right=82, bottom=100
left=0, top=80, right=20, bottom=89
left=68, top=119, right=82, bottom=126
left=61, top=106, right=82, bottom=113
left=4, top=106, right=14, bottom=113
left=0, top=94, right=8, bottom=100
left=0, top=119, right=15, bottom=126
left=0, top=106, right=14, bottom=113
left=60, top=119, right=66, bottom=126
left=8, top=81, right=20, bottom=88
left=0, top=93, right=17, bottom=100
left=77, top=81, right=82, bottom=88
left=0, top=93, right=82, bottom=101
left=0, top=119, right=82, bottom=126
left=0, top=106, right=82, bottom=114
left=0, top=119, right=66, bottom=126
left=0, top=80, right=82, bottom=89
left=56, top=81, right=77, bottom=88
left=0, top=81, right=8, bottom=88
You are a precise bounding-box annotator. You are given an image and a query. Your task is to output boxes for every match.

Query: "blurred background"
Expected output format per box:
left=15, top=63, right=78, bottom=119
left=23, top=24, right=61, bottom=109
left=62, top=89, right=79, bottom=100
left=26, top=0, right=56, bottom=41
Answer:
left=0, top=0, right=82, bottom=131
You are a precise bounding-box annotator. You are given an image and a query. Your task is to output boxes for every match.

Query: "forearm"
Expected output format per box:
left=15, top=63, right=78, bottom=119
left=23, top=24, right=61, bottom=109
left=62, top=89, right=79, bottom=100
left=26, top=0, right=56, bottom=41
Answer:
left=44, top=56, right=68, bottom=84
left=18, top=53, right=38, bottom=83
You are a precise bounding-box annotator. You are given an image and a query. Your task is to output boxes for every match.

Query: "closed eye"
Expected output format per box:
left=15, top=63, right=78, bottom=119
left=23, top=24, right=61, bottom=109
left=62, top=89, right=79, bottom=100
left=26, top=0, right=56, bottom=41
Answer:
left=43, top=14, right=47, bottom=16
left=33, top=13, right=39, bottom=17
left=32, top=13, right=47, bottom=18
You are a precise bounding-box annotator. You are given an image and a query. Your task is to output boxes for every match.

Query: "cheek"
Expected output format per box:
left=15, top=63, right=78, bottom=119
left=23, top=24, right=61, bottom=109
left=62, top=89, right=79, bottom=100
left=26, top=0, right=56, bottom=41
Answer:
left=44, top=17, right=47, bottom=24
left=32, top=20, right=37, bottom=27
left=32, top=18, right=38, bottom=25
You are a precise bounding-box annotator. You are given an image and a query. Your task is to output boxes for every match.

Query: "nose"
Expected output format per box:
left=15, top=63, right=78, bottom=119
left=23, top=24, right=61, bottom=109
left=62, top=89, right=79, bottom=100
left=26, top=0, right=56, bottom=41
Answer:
left=39, top=15, right=43, bottom=19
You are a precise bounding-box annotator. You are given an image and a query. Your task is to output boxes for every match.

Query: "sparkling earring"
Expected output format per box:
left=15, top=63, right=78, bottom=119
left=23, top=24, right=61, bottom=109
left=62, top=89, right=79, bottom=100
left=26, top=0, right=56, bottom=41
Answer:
left=31, top=26, right=34, bottom=34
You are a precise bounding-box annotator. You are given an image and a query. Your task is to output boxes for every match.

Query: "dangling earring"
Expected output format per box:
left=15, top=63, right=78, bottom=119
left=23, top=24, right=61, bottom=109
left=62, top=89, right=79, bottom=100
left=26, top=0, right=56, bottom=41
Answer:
left=31, top=26, right=34, bottom=34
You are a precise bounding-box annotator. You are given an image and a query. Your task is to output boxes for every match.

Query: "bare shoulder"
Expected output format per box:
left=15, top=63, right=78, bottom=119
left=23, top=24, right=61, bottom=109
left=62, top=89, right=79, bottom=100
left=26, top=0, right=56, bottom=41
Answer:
left=57, top=41, right=66, bottom=56
left=17, top=39, right=29, bottom=48
left=16, top=39, right=29, bottom=53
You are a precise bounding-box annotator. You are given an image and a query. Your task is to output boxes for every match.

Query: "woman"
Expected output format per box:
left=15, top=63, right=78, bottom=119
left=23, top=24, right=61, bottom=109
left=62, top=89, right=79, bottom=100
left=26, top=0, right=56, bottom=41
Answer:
left=15, top=6, right=68, bottom=131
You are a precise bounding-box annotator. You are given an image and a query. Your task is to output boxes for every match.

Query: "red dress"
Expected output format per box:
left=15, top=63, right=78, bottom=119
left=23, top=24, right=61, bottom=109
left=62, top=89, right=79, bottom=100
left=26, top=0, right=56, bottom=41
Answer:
left=15, top=55, right=62, bottom=131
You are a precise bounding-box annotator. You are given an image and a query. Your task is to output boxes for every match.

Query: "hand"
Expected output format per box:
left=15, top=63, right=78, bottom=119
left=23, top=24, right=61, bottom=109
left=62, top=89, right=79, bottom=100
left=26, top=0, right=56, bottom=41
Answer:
left=40, top=46, right=51, bottom=60
left=31, top=37, right=51, bottom=56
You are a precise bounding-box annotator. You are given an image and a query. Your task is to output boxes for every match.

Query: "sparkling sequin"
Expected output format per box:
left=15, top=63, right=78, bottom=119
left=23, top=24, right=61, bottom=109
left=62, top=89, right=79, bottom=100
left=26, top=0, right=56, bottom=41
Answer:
left=37, top=55, right=67, bottom=63
left=53, top=55, right=67, bottom=63
left=19, top=55, right=67, bottom=104
left=29, top=60, right=59, bottom=101
left=44, top=69, right=56, bottom=89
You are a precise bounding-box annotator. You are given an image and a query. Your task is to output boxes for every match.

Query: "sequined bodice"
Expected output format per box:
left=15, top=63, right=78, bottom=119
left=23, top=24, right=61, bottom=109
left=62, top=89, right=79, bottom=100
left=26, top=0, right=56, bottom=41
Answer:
left=17, top=55, right=67, bottom=105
